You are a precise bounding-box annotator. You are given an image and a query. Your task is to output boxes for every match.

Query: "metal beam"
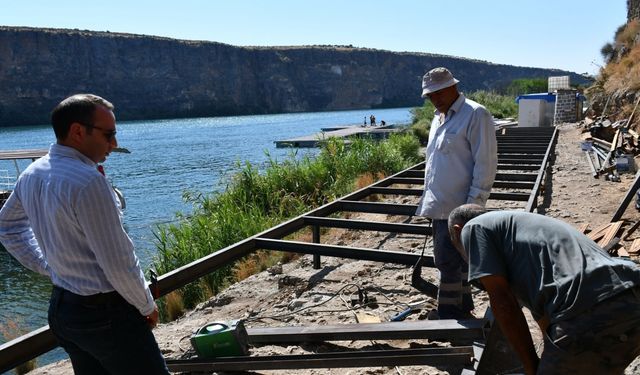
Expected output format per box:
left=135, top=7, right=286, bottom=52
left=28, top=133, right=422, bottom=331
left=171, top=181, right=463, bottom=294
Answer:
left=254, top=238, right=435, bottom=267
left=498, top=147, right=549, bottom=153
left=388, top=177, right=423, bottom=185
left=491, top=181, right=535, bottom=190
left=339, top=200, right=418, bottom=216
left=303, top=216, right=431, bottom=235
left=246, top=319, right=487, bottom=343
left=488, top=192, right=530, bottom=201
left=369, top=187, right=423, bottom=196
left=398, top=170, right=425, bottom=178
left=611, top=170, right=640, bottom=222
left=494, top=173, right=538, bottom=182
left=497, top=158, right=544, bottom=164
left=525, top=127, right=558, bottom=212
left=496, top=164, right=542, bottom=171
left=0, top=326, right=58, bottom=374
left=165, top=347, right=474, bottom=371
left=497, top=154, right=545, bottom=160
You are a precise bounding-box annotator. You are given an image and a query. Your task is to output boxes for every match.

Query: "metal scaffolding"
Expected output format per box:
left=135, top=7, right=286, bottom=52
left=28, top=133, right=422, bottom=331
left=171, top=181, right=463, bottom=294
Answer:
left=0, top=126, right=557, bottom=374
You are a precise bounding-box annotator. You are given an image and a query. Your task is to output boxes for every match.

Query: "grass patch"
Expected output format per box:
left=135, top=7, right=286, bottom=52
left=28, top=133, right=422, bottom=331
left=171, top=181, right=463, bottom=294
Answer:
left=152, top=133, right=421, bottom=318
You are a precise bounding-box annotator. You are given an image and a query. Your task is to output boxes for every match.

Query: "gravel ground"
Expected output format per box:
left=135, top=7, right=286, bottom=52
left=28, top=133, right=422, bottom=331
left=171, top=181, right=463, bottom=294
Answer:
left=32, top=123, right=640, bottom=374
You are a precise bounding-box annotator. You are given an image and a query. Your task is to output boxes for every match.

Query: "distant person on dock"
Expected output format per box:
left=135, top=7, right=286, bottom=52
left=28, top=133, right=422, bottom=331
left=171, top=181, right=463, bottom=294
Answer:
left=448, top=204, right=640, bottom=374
left=414, top=67, right=497, bottom=319
left=370, top=114, right=376, bottom=126
left=0, top=94, right=169, bottom=374
left=380, top=120, right=386, bottom=126
left=363, top=116, right=367, bottom=127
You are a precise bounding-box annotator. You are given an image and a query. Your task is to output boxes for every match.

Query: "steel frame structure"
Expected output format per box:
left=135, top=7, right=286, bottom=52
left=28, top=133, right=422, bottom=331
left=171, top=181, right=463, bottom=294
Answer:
left=0, top=126, right=557, bottom=374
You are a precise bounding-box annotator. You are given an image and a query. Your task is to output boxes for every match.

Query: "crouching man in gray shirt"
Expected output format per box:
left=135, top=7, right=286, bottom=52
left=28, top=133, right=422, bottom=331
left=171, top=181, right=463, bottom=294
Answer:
left=448, top=204, right=640, bottom=375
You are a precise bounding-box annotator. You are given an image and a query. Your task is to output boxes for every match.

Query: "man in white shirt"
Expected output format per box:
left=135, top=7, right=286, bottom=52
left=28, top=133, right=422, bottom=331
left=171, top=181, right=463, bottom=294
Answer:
left=0, top=94, right=168, bottom=374
left=415, top=67, right=497, bottom=319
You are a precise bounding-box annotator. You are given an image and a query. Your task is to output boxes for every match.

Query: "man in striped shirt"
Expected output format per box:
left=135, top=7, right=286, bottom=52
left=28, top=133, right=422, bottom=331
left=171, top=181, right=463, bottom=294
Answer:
left=0, top=94, right=168, bottom=374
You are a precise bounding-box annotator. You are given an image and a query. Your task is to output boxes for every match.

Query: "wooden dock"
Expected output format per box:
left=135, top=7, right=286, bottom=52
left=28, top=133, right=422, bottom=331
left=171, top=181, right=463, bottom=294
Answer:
left=276, top=124, right=404, bottom=148
left=0, top=149, right=48, bottom=161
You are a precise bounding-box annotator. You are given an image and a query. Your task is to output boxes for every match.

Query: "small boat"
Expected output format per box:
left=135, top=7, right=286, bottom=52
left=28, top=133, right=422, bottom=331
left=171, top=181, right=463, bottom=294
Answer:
left=0, top=149, right=48, bottom=208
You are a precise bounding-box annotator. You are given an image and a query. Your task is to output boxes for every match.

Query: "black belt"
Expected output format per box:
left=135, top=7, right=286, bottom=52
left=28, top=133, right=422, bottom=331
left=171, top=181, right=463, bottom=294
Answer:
left=53, top=286, right=126, bottom=306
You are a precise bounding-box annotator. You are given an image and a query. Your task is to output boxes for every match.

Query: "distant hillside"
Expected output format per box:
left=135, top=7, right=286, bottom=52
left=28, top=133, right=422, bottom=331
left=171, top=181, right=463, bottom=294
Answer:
left=0, top=27, right=589, bottom=127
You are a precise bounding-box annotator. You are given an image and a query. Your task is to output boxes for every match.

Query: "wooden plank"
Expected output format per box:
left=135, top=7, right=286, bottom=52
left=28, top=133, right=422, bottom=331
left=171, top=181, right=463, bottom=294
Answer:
left=598, top=221, right=623, bottom=247
left=0, top=149, right=48, bottom=161
left=588, top=222, right=613, bottom=242
left=611, top=170, right=640, bottom=222
left=629, top=239, right=640, bottom=254
left=577, top=223, right=590, bottom=234
left=617, top=247, right=630, bottom=257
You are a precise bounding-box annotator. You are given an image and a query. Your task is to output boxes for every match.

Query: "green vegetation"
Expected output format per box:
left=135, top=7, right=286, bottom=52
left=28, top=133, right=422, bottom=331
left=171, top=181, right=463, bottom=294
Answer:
left=504, top=78, right=548, bottom=96
left=152, top=134, right=421, bottom=319
left=466, top=91, right=518, bottom=119
left=409, top=90, right=518, bottom=141
left=409, top=101, right=435, bottom=145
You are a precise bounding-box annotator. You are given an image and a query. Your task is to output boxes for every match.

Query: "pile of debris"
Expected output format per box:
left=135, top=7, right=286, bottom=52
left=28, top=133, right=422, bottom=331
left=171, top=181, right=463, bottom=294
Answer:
left=579, top=221, right=638, bottom=257
left=580, top=119, right=639, bottom=181
left=580, top=96, right=640, bottom=180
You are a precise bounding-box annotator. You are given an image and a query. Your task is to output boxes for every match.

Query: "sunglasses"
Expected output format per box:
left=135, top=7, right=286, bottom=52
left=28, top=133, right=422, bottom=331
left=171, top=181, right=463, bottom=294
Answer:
left=80, top=123, right=117, bottom=141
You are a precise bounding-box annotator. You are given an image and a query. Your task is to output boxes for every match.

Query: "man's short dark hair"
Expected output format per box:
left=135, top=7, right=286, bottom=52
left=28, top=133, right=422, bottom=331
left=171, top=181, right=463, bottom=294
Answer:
left=51, top=94, right=114, bottom=140
left=448, top=204, right=488, bottom=238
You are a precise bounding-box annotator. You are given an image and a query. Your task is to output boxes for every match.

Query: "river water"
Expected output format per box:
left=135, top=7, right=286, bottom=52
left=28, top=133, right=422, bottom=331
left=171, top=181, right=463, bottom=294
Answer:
left=0, top=107, right=412, bottom=368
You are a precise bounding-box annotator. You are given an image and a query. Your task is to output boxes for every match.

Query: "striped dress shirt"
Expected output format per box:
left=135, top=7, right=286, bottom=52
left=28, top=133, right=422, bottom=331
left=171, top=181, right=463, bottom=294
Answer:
left=416, top=94, right=498, bottom=219
left=0, top=144, right=155, bottom=316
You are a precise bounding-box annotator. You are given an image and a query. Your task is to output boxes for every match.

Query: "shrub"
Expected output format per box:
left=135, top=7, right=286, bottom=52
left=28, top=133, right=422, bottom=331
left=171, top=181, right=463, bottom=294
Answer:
left=467, top=91, right=518, bottom=119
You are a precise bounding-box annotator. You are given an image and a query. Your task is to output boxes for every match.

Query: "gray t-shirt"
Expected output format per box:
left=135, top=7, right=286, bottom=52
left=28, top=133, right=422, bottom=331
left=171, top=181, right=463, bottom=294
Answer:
left=462, top=211, right=640, bottom=323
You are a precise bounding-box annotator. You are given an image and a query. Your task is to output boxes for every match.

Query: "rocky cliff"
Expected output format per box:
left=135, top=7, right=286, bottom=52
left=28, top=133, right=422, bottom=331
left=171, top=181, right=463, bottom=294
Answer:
left=630, top=0, right=640, bottom=21
left=0, top=27, right=588, bottom=127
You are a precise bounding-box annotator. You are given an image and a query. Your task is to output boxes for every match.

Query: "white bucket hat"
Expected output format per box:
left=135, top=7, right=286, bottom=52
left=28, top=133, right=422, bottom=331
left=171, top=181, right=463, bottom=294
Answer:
left=421, top=67, right=460, bottom=98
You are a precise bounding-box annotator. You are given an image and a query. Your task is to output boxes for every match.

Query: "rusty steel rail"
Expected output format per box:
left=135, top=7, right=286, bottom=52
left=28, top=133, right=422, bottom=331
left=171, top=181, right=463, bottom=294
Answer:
left=165, top=347, right=474, bottom=372
left=0, top=126, right=557, bottom=374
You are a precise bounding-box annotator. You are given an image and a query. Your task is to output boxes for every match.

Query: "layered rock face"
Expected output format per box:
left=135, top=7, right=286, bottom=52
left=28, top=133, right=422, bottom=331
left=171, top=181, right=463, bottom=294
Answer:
left=629, top=0, right=640, bottom=21
left=0, top=27, right=588, bottom=127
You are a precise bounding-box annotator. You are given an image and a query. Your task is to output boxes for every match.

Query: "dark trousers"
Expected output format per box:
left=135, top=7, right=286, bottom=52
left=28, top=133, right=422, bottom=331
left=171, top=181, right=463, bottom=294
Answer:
left=432, top=219, right=474, bottom=319
left=539, top=286, right=640, bottom=374
left=48, top=287, right=169, bottom=375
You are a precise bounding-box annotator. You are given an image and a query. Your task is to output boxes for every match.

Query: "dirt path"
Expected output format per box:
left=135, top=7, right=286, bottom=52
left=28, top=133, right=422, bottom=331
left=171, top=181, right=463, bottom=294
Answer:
left=33, top=123, right=640, bottom=375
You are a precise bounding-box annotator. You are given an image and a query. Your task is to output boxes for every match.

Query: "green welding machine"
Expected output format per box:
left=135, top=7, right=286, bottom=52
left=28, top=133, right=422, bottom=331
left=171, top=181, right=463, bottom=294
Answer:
left=190, top=320, right=249, bottom=358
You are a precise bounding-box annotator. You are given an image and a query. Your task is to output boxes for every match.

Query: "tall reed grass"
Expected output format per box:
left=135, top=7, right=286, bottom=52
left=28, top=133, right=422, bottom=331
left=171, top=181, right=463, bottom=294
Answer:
left=152, top=134, right=421, bottom=318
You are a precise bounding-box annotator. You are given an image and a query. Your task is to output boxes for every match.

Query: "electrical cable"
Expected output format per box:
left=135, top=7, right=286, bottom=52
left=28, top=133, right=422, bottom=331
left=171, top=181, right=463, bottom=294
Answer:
left=246, top=283, right=364, bottom=322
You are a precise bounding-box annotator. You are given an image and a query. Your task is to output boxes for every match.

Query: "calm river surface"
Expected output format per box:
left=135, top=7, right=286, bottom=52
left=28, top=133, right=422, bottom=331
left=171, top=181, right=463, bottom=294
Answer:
left=0, top=107, right=412, bottom=368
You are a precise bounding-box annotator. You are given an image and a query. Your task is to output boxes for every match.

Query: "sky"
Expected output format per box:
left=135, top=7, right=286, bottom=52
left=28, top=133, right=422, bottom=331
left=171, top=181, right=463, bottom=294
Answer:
left=0, top=1, right=629, bottom=76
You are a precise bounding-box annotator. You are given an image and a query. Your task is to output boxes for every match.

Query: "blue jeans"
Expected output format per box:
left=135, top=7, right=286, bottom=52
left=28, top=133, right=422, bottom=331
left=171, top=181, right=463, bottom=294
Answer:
left=432, top=219, right=474, bottom=319
left=48, top=287, right=169, bottom=375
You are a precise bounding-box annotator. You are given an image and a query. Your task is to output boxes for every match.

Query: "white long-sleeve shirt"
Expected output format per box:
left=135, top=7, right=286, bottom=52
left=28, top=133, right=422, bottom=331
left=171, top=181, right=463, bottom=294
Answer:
left=0, top=144, right=155, bottom=316
left=416, top=94, right=498, bottom=219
